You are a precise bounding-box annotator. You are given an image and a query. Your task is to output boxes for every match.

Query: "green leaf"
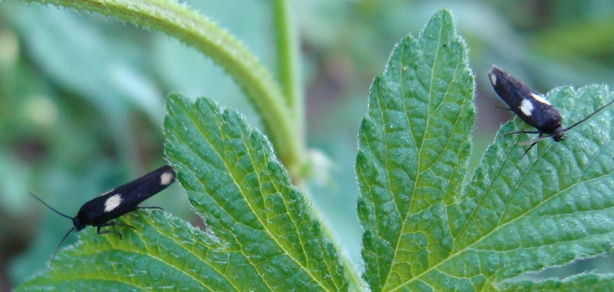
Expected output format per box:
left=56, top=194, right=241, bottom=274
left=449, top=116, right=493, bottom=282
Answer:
left=458, top=85, right=614, bottom=289
left=163, top=93, right=349, bottom=291
left=357, top=8, right=614, bottom=291
left=500, top=273, right=614, bottom=291
left=18, top=92, right=350, bottom=291
left=17, top=211, right=226, bottom=290
left=357, top=8, right=475, bottom=291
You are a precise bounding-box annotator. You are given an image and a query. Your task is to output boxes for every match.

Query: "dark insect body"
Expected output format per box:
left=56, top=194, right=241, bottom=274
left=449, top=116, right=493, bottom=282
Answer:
left=488, top=65, right=614, bottom=156
left=31, top=164, right=176, bottom=269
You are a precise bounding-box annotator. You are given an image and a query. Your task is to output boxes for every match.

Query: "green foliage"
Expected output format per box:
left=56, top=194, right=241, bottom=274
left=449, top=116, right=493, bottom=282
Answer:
left=18, top=94, right=350, bottom=291
left=500, top=273, right=614, bottom=291
left=164, top=94, right=348, bottom=290
left=19, top=0, right=305, bottom=177
left=17, top=211, right=224, bottom=290
left=13, top=4, right=614, bottom=292
left=357, top=10, right=476, bottom=290
left=357, top=9, right=614, bottom=292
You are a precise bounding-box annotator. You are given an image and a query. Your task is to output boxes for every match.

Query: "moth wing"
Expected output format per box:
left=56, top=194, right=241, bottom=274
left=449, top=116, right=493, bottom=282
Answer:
left=489, top=65, right=561, bottom=131
left=76, top=165, right=176, bottom=226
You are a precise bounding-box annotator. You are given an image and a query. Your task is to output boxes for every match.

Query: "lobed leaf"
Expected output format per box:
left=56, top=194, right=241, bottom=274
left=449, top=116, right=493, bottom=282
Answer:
left=455, top=84, right=614, bottom=290
left=356, top=8, right=475, bottom=291
left=164, top=93, right=349, bottom=291
left=17, top=211, right=230, bottom=291
left=20, top=95, right=348, bottom=291
left=19, top=92, right=350, bottom=291
left=356, top=8, right=614, bottom=291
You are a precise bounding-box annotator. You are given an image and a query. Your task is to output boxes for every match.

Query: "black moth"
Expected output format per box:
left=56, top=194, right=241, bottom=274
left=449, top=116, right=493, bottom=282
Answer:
left=31, top=164, right=176, bottom=269
left=488, top=65, right=614, bottom=156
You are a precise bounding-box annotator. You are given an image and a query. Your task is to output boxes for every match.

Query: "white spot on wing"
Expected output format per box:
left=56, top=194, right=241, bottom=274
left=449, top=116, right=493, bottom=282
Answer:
left=104, top=194, right=122, bottom=212
left=531, top=93, right=551, bottom=105
left=160, top=172, right=174, bottom=186
left=520, top=99, right=534, bottom=116
left=489, top=73, right=497, bottom=86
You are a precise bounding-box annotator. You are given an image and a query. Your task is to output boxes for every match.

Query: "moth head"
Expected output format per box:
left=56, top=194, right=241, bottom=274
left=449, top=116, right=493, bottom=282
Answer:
left=552, top=127, right=567, bottom=142
left=72, top=217, right=86, bottom=231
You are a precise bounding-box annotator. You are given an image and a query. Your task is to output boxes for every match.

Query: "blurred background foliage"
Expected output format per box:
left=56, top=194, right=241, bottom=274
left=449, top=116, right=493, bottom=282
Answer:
left=1, top=0, right=614, bottom=290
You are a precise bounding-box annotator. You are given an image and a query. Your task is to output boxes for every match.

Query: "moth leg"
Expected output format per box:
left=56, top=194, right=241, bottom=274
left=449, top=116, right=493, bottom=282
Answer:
left=137, top=206, right=164, bottom=211
left=504, top=129, right=541, bottom=136
left=113, top=221, right=136, bottom=230
left=521, top=143, right=536, bottom=158
left=96, top=221, right=136, bottom=240
left=521, top=133, right=544, bottom=158
left=96, top=223, right=123, bottom=239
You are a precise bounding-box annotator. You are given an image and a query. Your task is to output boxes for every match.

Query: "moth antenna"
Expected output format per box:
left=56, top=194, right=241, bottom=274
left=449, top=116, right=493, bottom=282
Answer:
left=29, top=192, right=74, bottom=220
left=48, top=227, right=76, bottom=270
left=564, top=99, right=614, bottom=131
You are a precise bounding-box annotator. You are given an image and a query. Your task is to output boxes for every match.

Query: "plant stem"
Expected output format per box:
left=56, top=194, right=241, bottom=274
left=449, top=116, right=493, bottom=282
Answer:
left=270, top=3, right=366, bottom=288
left=272, top=0, right=304, bottom=147
left=24, top=0, right=306, bottom=177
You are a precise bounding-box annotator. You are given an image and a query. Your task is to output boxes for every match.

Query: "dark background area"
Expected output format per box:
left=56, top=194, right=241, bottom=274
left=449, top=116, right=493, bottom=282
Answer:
left=2, top=0, right=614, bottom=290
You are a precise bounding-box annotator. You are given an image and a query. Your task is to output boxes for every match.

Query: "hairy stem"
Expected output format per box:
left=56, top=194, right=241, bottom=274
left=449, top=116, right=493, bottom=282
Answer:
left=24, top=0, right=306, bottom=176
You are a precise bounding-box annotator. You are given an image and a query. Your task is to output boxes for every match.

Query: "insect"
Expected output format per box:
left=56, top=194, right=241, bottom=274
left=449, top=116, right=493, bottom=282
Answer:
left=31, top=164, right=176, bottom=269
left=488, top=65, right=614, bottom=156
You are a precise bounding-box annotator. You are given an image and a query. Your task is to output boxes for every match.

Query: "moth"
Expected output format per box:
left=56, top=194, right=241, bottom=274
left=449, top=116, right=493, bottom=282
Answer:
left=488, top=65, right=614, bottom=156
left=31, top=164, right=176, bottom=268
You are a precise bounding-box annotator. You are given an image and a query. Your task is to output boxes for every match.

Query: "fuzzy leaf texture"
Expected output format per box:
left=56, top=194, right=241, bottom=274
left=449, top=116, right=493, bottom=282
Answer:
left=163, top=94, right=348, bottom=291
left=17, top=211, right=226, bottom=290
left=356, top=9, right=614, bottom=292
left=18, top=93, right=348, bottom=291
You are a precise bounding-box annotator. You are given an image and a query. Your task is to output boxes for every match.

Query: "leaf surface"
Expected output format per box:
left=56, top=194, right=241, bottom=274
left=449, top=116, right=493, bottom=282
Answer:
left=356, top=8, right=614, bottom=291
left=19, top=93, right=349, bottom=291
left=164, top=93, right=349, bottom=291
left=18, top=211, right=229, bottom=291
